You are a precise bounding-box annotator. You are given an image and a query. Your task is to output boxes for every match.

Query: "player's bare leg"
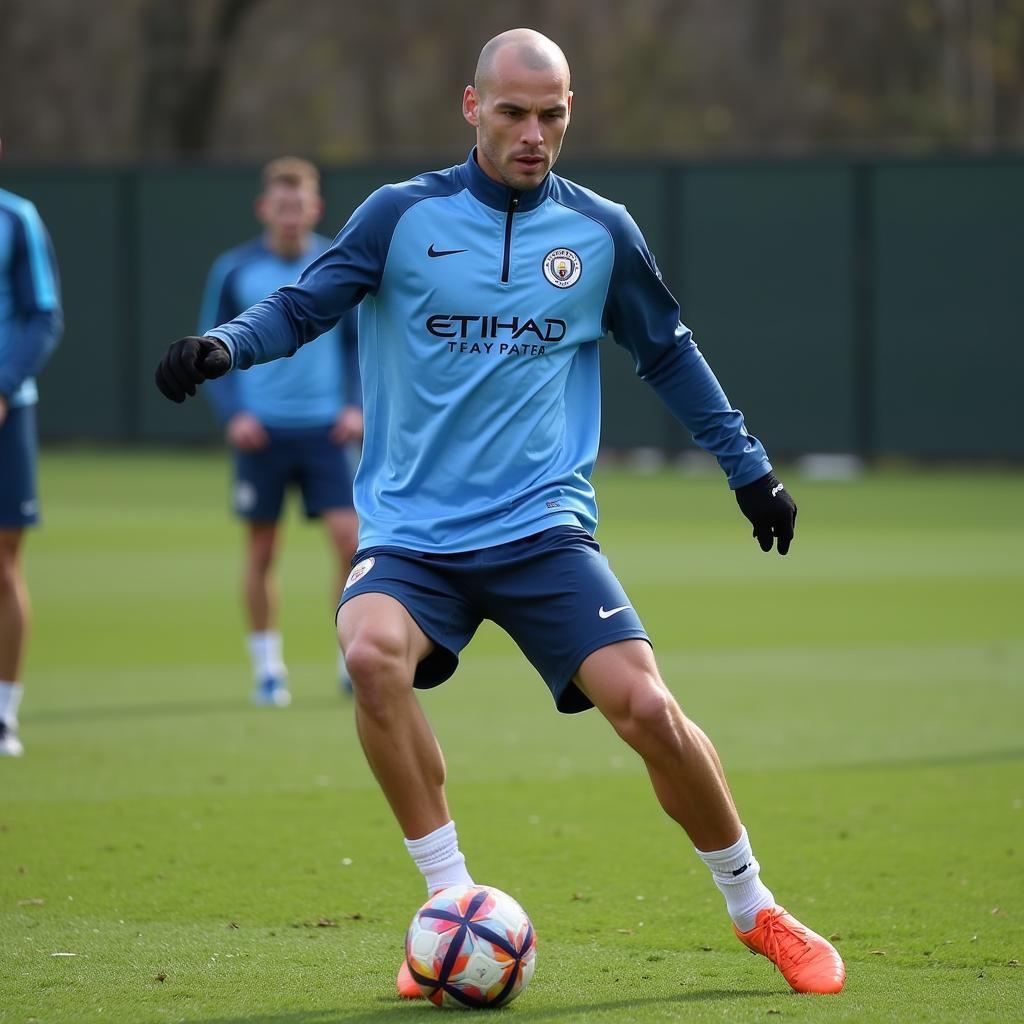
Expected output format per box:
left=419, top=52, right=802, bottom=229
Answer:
left=322, top=507, right=359, bottom=691
left=244, top=521, right=290, bottom=705
left=245, top=521, right=280, bottom=632
left=0, top=529, right=29, bottom=681
left=575, top=639, right=740, bottom=851
left=0, top=529, right=29, bottom=756
left=338, top=592, right=450, bottom=839
left=575, top=639, right=844, bottom=994
left=339, top=592, right=472, bottom=998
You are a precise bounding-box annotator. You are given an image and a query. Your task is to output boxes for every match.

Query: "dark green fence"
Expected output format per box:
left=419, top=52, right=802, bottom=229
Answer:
left=4, top=155, right=1022, bottom=457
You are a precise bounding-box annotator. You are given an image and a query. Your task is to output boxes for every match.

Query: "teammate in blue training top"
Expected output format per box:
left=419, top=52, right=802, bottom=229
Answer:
left=157, top=29, right=844, bottom=995
left=0, top=138, right=63, bottom=758
left=198, top=157, right=362, bottom=706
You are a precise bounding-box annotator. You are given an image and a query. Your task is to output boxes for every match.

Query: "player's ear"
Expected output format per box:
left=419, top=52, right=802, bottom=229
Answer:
left=566, top=90, right=573, bottom=121
left=463, top=85, right=480, bottom=127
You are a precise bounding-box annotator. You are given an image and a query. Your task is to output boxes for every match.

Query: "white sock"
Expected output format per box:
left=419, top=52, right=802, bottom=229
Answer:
left=404, top=820, right=474, bottom=896
left=247, top=631, right=286, bottom=681
left=696, top=826, right=775, bottom=933
left=0, top=681, right=23, bottom=728
left=337, top=649, right=350, bottom=682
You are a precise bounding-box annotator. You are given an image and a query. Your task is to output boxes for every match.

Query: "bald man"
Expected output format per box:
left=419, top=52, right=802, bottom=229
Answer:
left=156, top=28, right=844, bottom=998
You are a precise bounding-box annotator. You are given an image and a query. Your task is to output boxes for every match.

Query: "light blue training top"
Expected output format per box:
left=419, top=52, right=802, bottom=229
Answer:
left=198, top=233, right=358, bottom=428
left=207, top=151, right=772, bottom=552
left=0, top=188, right=63, bottom=408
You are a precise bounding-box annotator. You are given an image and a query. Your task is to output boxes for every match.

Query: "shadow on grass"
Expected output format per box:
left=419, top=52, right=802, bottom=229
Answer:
left=191, top=988, right=783, bottom=1024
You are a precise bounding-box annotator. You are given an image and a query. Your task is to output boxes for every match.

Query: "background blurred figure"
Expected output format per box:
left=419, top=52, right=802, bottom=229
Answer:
left=0, top=137, right=63, bottom=756
left=198, top=157, right=362, bottom=706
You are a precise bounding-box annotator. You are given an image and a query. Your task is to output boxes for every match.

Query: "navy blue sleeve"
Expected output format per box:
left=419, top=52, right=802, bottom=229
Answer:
left=0, top=208, right=63, bottom=399
left=207, top=186, right=405, bottom=370
left=198, top=255, right=245, bottom=423
left=602, top=207, right=771, bottom=489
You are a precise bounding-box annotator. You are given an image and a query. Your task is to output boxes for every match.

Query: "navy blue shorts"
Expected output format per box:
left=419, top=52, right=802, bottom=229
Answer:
left=0, top=404, right=39, bottom=529
left=337, top=525, right=650, bottom=714
left=233, top=426, right=355, bottom=522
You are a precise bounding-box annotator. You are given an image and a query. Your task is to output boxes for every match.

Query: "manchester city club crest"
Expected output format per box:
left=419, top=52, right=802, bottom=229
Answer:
left=542, top=247, right=582, bottom=288
left=344, top=556, right=376, bottom=589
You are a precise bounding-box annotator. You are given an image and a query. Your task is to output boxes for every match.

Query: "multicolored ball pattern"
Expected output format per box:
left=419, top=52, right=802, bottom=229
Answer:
left=404, top=884, right=537, bottom=1008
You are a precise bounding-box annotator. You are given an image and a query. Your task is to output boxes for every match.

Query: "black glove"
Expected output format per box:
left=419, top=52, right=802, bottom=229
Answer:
left=735, top=472, right=797, bottom=555
left=155, top=336, right=231, bottom=403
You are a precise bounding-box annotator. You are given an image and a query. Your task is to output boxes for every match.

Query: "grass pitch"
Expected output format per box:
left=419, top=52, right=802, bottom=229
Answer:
left=1, top=450, right=1022, bottom=1023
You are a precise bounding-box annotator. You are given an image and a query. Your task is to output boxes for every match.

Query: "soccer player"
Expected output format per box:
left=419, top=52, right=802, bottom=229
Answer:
left=0, top=138, right=63, bottom=757
left=156, top=30, right=845, bottom=995
left=198, top=157, right=362, bottom=705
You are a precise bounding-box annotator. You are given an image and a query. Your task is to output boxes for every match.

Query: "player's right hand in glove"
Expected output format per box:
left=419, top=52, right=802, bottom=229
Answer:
left=155, top=336, right=232, bottom=403
left=735, top=472, right=798, bottom=555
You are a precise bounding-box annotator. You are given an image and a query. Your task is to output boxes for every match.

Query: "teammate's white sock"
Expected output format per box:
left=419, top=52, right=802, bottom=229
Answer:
left=248, top=631, right=286, bottom=681
left=0, top=681, right=24, bottom=728
left=404, top=820, right=474, bottom=896
left=696, top=826, right=775, bottom=933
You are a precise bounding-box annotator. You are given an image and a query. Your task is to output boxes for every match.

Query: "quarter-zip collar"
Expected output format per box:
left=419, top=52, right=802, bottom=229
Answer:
left=460, top=147, right=553, bottom=213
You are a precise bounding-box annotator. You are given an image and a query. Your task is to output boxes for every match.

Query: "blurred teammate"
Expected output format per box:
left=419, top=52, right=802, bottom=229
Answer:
left=0, top=138, right=63, bottom=757
left=198, top=157, right=362, bottom=706
left=157, top=31, right=844, bottom=995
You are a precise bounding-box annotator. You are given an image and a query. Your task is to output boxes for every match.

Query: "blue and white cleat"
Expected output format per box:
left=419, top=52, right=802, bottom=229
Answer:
left=252, top=676, right=292, bottom=707
left=0, top=721, right=24, bottom=757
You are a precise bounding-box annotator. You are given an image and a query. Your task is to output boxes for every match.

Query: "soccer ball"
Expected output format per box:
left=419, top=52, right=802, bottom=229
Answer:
left=404, top=884, right=537, bottom=1008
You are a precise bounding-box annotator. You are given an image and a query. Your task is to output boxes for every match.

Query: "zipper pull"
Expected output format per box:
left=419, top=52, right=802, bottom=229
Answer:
left=501, top=192, right=521, bottom=284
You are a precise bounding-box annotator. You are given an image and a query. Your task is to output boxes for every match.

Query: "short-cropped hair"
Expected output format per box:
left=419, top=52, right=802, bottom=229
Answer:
left=261, top=156, right=321, bottom=192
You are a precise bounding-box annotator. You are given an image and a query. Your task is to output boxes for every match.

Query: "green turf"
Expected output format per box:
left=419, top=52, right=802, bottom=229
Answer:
left=1, top=450, right=1022, bottom=1023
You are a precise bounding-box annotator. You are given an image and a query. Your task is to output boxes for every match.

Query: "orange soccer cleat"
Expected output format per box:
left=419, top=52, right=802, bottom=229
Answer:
left=734, top=906, right=845, bottom=994
left=396, top=959, right=423, bottom=999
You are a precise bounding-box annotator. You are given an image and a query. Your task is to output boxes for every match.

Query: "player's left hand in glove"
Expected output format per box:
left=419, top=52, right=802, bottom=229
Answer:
left=155, top=336, right=231, bottom=403
left=735, top=472, right=797, bottom=555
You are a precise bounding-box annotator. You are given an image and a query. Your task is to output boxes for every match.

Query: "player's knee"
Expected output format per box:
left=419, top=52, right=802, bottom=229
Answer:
left=247, top=527, right=278, bottom=572
left=343, top=629, right=414, bottom=712
left=0, top=546, right=20, bottom=591
left=342, top=633, right=396, bottom=683
left=616, top=677, right=679, bottom=746
left=248, top=545, right=275, bottom=574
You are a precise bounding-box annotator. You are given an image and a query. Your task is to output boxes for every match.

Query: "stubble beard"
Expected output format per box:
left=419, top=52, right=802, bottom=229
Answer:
left=500, top=150, right=556, bottom=192
left=479, top=130, right=559, bottom=192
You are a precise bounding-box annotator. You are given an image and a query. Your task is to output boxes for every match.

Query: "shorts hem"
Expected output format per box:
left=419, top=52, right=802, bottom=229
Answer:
left=335, top=582, right=460, bottom=689
left=303, top=501, right=355, bottom=521
left=236, top=511, right=283, bottom=524
left=551, top=628, right=652, bottom=715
